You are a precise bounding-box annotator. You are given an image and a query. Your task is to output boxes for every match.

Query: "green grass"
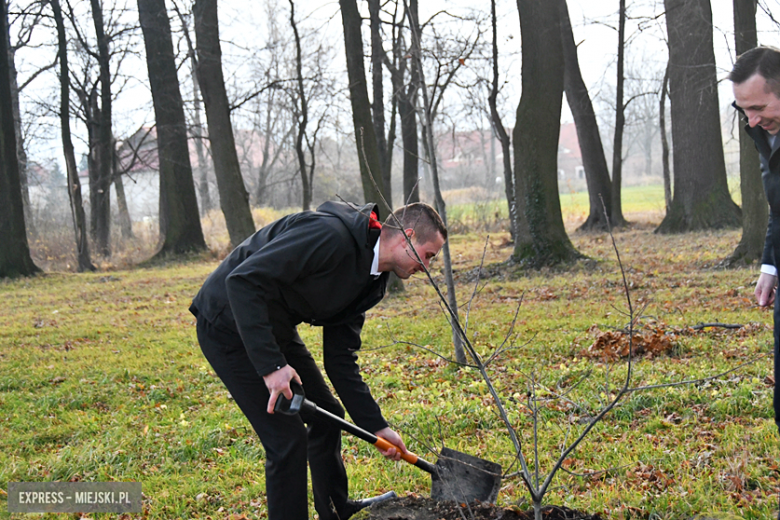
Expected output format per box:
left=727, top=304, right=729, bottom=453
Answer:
left=1, top=196, right=778, bottom=519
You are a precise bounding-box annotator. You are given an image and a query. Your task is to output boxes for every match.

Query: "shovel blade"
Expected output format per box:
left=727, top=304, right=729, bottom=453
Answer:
left=430, top=447, right=502, bottom=504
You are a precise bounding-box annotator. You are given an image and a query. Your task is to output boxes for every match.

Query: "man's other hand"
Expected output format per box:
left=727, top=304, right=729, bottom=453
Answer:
left=263, top=365, right=302, bottom=414
left=374, top=427, right=407, bottom=461
left=755, top=272, right=778, bottom=307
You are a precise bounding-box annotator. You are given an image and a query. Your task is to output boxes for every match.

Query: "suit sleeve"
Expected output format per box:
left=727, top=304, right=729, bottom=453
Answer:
left=763, top=212, right=776, bottom=268
left=225, top=219, right=347, bottom=377
left=323, top=314, right=388, bottom=433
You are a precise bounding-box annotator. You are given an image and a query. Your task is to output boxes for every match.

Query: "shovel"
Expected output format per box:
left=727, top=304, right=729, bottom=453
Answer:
left=274, top=382, right=502, bottom=504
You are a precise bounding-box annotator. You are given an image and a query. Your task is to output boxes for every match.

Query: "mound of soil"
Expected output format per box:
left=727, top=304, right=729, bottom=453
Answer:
left=353, top=496, right=603, bottom=520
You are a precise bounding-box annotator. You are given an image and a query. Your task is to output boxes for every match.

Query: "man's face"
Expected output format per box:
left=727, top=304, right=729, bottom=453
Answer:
left=393, top=231, right=445, bottom=279
left=733, top=73, right=780, bottom=135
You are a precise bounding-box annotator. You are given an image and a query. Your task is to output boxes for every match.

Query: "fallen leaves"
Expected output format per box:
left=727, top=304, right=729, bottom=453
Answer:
left=581, top=325, right=674, bottom=361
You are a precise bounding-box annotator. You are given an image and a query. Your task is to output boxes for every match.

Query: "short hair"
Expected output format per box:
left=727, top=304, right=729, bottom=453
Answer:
left=730, top=46, right=780, bottom=97
left=384, top=202, right=447, bottom=244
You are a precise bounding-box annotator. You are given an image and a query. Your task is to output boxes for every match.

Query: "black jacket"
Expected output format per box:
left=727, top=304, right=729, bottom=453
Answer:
left=738, top=104, right=780, bottom=268
left=190, top=201, right=389, bottom=432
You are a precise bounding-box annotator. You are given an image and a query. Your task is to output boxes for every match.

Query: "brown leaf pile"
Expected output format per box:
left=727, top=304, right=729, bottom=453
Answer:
left=581, top=325, right=674, bottom=361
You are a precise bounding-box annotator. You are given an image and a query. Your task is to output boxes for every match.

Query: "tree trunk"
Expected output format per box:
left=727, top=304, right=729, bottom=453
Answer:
left=656, top=0, right=741, bottom=233
left=660, top=62, right=672, bottom=212
left=368, top=0, right=392, bottom=207
left=399, top=86, right=419, bottom=203
left=0, top=0, right=38, bottom=278
left=405, top=5, right=465, bottom=365
left=138, top=0, right=206, bottom=256
left=559, top=0, right=612, bottom=232
left=513, top=0, right=580, bottom=266
left=89, top=0, right=113, bottom=257
left=193, top=0, right=255, bottom=245
left=339, top=0, right=385, bottom=204
left=723, top=0, right=766, bottom=266
left=52, top=0, right=94, bottom=272
left=489, top=0, right=526, bottom=245
left=7, top=35, right=33, bottom=237
left=190, top=50, right=212, bottom=216
left=610, top=0, right=628, bottom=227
left=113, top=143, right=134, bottom=239
left=289, top=0, right=312, bottom=211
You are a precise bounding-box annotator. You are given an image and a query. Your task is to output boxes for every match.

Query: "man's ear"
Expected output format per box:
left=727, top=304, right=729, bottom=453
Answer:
left=403, top=228, right=415, bottom=241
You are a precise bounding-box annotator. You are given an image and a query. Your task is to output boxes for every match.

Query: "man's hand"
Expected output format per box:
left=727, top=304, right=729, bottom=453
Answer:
left=755, top=272, right=778, bottom=307
left=263, top=365, right=302, bottom=414
left=374, top=427, right=407, bottom=461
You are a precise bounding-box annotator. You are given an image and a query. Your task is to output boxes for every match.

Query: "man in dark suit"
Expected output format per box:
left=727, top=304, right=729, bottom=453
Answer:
left=731, top=46, right=780, bottom=519
left=189, top=201, right=446, bottom=520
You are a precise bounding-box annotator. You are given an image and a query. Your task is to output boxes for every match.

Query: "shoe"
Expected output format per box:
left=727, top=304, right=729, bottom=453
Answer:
left=342, top=491, right=397, bottom=519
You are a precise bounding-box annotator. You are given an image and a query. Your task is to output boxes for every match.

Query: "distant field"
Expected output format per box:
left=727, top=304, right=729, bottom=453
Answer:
left=445, top=184, right=670, bottom=232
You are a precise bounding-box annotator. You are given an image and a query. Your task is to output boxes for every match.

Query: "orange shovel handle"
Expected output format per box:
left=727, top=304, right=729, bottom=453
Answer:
left=373, top=437, right=419, bottom=465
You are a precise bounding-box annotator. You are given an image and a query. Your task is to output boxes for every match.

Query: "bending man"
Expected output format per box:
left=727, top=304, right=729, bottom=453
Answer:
left=189, top=201, right=446, bottom=520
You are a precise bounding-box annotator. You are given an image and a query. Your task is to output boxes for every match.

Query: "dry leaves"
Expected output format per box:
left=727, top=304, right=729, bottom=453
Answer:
left=581, top=325, right=674, bottom=361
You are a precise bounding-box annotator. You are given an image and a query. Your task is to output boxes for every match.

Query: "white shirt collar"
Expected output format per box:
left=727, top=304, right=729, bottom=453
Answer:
left=370, top=237, right=381, bottom=277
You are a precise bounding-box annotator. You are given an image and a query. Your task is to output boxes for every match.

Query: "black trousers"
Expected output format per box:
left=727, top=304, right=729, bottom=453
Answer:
left=775, top=301, right=780, bottom=436
left=197, top=317, right=350, bottom=520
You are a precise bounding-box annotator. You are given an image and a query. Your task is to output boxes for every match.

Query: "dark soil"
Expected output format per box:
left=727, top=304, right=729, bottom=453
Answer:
left=353, top=496, right=604, bottom=520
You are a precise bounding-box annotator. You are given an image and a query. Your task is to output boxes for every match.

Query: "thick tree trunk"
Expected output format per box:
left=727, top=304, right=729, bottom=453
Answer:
left=0, top=0, right=38, bottom=278
left=7, top=37, right=33, bottom=237
left=89, top=0, right=113, bottom=257
left=610, top=0, right=628, bottom=227
left=193, top=0, right=255, bottom=245
left=52, top=0, right=94, bottom=272
left=724, top=0, right=766, bottom=266
left=559, top=0, right=612, bottom=232
left=513, top=0, right=580, bottom=266
left=657, top=0, right=741, bottom=233
left=138, top=0, right=206, bottom=256
left=339, top=0, right=385, bottom=204
left=368, top=0, right=392, bottom=208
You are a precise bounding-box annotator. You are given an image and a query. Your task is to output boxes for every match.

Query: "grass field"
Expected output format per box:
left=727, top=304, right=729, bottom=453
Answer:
left=2, top=188, right=778, bottom=519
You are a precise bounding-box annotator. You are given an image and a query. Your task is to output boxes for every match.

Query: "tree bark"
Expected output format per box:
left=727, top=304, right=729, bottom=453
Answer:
left=339, top=0, right=385, bottom=204
left=559, top=0, right=612, bottom=232
left=657, top=0, right=741, bottom=233
left=0, top=0, right=38, bottom=278
left=489, top=0, right=526, bottom=244
left=175, top=6, right=213, bottom=216
left=610, top=0, right=628, bottom=227
left=368, top=0, right=391, bottom=208
left=112, top=141, right=134, bottom=239
left=6, top=32, right=33, bottom=237
left=52, top=0, right=94, bottom=272
left=193, top=0, right=255, bottom=245
left=89, top=0, right=113, bottom=257
left=138, top=0, right=206, bottom=256
left=190, top=49, right=212, bottom=216
left=512, top=0, right=580, bottom=266
left=660, top=62, right=672, bottom=212
left=289, top=0, right=312, bottom=211
left=723, top=0, right=766, bottom=266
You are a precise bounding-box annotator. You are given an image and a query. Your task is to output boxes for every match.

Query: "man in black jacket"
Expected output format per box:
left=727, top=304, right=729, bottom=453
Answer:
left=731, top=46, right=780, bottom=519
left=190, top=201, right=446, bottom=520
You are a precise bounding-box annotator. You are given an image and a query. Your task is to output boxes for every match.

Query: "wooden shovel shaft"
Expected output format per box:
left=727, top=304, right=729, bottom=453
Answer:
left=307, top=398, right=437, bottom=474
